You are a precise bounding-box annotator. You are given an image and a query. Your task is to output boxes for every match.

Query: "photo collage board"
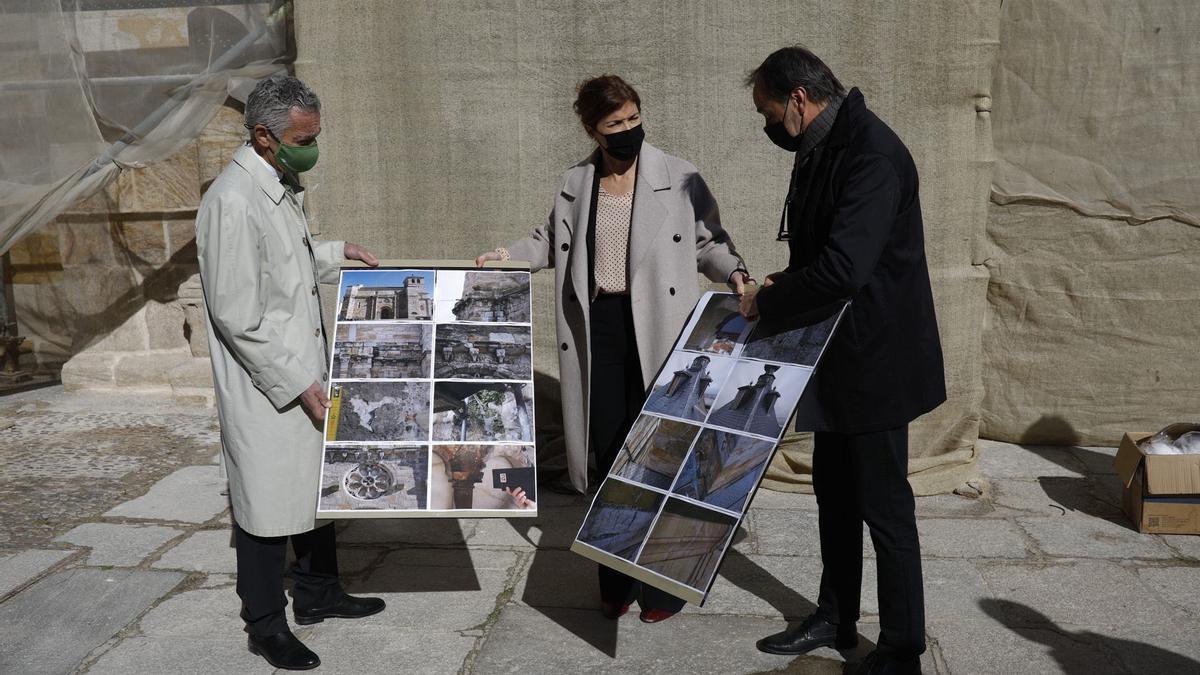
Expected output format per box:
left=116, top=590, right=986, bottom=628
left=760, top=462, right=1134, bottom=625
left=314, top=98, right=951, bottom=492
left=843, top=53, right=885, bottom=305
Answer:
left=571, top=292, right=845, bottom=603
left=317, top=264, right=537, bottom=518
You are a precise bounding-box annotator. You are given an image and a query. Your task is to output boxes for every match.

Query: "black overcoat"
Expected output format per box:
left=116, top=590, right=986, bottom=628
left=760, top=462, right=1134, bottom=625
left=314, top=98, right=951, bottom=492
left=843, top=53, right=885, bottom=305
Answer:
left=755, top=88, right=947, bottom=433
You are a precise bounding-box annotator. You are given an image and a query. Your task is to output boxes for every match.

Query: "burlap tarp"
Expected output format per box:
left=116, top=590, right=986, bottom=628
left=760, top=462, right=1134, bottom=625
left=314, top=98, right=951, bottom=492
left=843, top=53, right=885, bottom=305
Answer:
left=293, top=1, right=1000, bottom=494
left=983, top=0, right=1200, bottom=445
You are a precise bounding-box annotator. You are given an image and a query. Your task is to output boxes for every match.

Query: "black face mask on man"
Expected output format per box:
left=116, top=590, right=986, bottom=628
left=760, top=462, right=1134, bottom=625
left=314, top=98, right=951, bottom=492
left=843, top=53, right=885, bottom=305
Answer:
left=599, top=123, right=644, bottom=161
left=764, top=97, right=804, bottom=152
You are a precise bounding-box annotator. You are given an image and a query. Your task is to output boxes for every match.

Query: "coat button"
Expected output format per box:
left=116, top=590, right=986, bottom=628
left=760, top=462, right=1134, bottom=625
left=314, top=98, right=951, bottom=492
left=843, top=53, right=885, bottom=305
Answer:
left=561, top=343, right=568, bottom=351
left=669, top=287, right=676, bottom=296
left=561, top=243, right=570, bottom=252
left=321, top=372, right=328, bottom=381
left=314, top=328, right=321, bottom=337
left=302, top=237, right=308, bottom=246
left=311, top=285, right=317, bottom=296
left=673, top=234, right=682, bottom=243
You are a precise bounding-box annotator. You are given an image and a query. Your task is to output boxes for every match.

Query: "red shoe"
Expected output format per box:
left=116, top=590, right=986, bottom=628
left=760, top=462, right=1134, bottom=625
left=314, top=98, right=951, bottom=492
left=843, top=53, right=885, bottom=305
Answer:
left=601, top=601, right=631, bottom=620
left=638, top=608, right=678, bottom=624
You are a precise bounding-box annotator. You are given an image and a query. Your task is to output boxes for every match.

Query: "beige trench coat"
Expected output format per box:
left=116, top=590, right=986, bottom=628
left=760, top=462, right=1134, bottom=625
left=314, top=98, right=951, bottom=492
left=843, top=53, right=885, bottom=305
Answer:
left=196, top=145, right=344, bottom=537
left=507, top=142, right=744, bottom=492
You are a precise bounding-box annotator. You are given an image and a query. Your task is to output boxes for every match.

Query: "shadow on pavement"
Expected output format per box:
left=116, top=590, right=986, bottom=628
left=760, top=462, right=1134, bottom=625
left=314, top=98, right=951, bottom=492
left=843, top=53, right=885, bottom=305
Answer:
left=981, top=598, right=1200, bottom=673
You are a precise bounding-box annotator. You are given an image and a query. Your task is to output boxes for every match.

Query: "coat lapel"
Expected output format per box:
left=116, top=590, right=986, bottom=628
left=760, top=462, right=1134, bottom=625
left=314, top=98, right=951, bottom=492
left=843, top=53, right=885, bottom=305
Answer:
left=559, top=157, right=596, bottom=303
left=627, top=142, right=672, bottom=279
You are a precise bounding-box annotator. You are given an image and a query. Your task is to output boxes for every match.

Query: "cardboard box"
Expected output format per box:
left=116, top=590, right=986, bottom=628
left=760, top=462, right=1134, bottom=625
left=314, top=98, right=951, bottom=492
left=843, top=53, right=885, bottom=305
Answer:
left=1114, top=432, right=1200, bottom=534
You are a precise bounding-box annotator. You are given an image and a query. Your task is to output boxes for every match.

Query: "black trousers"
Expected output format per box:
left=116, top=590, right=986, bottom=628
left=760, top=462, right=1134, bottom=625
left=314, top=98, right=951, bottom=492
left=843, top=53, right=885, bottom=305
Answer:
left=233, top=521, right=342, bottom=636
left=812, top=427, right=925, bottom=657
left=589, top=294, right=686, bottom=613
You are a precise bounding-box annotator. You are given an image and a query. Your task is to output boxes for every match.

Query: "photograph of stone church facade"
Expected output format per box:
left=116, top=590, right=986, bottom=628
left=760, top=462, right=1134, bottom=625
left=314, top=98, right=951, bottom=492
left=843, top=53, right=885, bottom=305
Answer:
left=338, top=273, right=434, bottom=321
left=332, top=324, right=432, bottom=379
left=636, top=497, right=737, bottom=590
left=706, top=364, right=787, bottom=438
left=576, top=479, right=665, bottom=562
left=672, top=429, right=776, bottom=513
left=609, top=414, right=700, bottom=490
left=319, top=445, right=428, bottom=511
left=431, top=381, right=534, bottom=443
left=434, top=325, right=532, bottom=380
left=450, top=271, right=531, bottom=323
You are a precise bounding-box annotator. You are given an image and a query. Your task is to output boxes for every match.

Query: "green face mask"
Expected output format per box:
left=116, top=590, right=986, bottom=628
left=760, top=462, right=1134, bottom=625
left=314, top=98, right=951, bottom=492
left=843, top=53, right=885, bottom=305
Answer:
left=274, top=139, right=319, bottom=173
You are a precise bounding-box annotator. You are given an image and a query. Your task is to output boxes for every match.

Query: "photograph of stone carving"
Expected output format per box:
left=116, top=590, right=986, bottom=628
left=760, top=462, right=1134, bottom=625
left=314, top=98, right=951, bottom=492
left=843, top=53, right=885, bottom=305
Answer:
left=319, top=445, right=428, bottom=511
left=428, top=444, right=536, bottom=511
left=431, top=382, right=534, bottom=443
left=433, top=324, right=532, bottom=380
left=331, top=323, right=432, bottom=379
left=434, top=270, right=531, bottom=323
left=681, top=293, right=750, bottom=355
left=337, top=269, right=435, bottom=321
left=328, top=381, right=430, bottom=442
left=577, top=479, right=666, bottom=561
left=706, top=361, right=810, bottom=439
left=741, top=310, right=840, bottom=367
left=643, top=351, right=734, bottom=422
left=671, top=429, right=776, bottom=513
left=636, top=497, right=737, bottom=590
left=609, top=414, right=700, bottom=490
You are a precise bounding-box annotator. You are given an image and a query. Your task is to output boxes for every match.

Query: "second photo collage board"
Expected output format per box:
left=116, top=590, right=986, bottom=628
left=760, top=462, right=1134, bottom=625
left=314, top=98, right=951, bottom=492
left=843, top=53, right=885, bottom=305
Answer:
left=572, top=292, right=844, bottom=603
left=317, top=265, right=537, bottom=518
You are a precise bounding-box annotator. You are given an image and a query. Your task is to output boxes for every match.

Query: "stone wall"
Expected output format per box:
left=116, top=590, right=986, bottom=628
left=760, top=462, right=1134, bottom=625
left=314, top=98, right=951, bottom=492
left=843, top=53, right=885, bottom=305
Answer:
left=7, top=103, right=245, bottom=405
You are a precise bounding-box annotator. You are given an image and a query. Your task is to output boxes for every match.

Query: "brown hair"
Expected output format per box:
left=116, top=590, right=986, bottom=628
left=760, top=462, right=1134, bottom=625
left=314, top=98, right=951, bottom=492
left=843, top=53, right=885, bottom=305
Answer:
left=573, top=75, right=641, bottom=129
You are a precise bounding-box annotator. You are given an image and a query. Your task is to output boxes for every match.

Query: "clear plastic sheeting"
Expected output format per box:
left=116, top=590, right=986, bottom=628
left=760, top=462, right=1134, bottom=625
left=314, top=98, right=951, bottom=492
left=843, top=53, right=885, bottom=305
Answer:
left=0, top=0, right=293, bottom=254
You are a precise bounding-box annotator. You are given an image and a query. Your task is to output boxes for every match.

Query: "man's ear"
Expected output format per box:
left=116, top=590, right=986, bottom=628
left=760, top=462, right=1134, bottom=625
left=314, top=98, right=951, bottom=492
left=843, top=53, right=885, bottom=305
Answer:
left=252, top=124, right=273, bottom=151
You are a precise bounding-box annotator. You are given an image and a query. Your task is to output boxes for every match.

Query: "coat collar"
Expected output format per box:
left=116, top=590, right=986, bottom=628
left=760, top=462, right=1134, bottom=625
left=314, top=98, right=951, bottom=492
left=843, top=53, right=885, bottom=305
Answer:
left=233, top=144, right=287, bottom=205
left=826, top=87, right=865, bottom=150
left=560, top=140, right=672, bottom=198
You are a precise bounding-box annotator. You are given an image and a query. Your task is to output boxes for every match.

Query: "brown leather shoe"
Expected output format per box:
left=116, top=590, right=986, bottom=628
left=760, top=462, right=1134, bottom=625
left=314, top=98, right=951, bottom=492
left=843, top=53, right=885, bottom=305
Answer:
left=638, top=607, right=678, bottom=623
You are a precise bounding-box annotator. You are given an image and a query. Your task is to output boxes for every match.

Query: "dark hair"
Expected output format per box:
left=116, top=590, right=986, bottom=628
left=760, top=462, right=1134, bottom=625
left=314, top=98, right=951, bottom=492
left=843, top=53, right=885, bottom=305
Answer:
left=744, top=45, right=846, bottom=103
left=573, top=75, right=641, bottom=129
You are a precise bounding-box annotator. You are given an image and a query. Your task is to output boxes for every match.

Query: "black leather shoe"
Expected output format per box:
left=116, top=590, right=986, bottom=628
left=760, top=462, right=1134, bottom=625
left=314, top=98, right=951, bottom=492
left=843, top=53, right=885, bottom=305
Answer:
left=295, top=593, right=386, bottom=625
left=855, top=649, right=921, bottom=674
left=756, top=614, right=858, bottom=655
left=247, top=630, right=320, bottom=670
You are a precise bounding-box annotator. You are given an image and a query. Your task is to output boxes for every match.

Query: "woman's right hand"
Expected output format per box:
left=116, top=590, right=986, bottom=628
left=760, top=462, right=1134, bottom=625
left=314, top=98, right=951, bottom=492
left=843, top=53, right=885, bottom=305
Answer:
left=474, top=250, right=502, bottom=268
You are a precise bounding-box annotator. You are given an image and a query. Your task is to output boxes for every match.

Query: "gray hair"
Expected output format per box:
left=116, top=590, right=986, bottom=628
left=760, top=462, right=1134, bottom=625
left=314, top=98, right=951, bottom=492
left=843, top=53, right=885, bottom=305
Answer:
left=745, top=45, right=846, bottom=104
left=244, top=75, right=321, bottom=140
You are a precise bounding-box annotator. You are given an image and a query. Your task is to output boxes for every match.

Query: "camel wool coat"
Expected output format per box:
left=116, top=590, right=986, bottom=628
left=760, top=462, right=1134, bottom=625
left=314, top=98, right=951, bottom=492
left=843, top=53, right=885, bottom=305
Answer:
left=507, top=142, right=744, bottom=492
left=196, top=145, right=344, bottom=537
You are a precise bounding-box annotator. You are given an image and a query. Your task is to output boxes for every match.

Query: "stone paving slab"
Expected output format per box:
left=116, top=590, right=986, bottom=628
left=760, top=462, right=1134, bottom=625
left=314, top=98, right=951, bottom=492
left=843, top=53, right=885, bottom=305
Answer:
left=1135, top=566, right=1200, bottom=620
left=0, top=548, right=74, bottom=598
left=0, top=568, right=185, bottom=675
left=336, top=517, right=475, bottom=546
left=305, top=625, right=476, bottom=674
left=976, top=441, right=1085, bottom=478
left=84, top=636, right=274, bottom=675
left=151, top=529, right=236, bottom=573
left=466, top=507, right=589, bottom=550
left=56, top=523, right=183, bottom=567
left=976, top=560, right=1192, bottom=629
left=1160, top=534, right=1200, bottom=561
left=917, top=517, right=1032, bottom=559
left=931, top=613, right=1121, bottom=675
left=104, top=465, right=228, bottom=524
left=1017, top=515, right=1176, bottom=560
left=989, top=477, right=1123, bottom=519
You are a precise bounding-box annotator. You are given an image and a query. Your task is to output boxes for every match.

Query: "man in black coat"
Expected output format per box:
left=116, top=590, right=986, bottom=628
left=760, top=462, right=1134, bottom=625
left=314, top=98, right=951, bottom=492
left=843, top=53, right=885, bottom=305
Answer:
left=740, top=46, right=946, bottom=675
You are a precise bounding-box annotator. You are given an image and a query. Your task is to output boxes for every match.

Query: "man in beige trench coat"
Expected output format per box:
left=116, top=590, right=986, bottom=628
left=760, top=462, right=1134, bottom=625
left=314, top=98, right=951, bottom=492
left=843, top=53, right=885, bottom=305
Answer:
left=196, top=75, right=383, bottom=671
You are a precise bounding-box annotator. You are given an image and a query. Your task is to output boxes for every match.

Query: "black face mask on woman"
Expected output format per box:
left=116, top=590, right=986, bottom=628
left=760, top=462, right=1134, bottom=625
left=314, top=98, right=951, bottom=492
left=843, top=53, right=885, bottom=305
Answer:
left=763, top=98, right=803, bottom=152
left=599, top=123, right=644, bottom=161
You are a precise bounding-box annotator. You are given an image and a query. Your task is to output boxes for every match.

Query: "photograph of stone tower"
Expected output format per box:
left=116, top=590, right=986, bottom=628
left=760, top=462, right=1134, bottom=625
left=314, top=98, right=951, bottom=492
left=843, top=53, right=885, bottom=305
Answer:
left=643, top=352, right=733, bottom=422
left=681, top=293, right=750, bottom=355
left=434, top=324, right=532, bottom=380
left=636, top=497, right=737, bottom=590
left=337, top=269, right=435, bottom=321
left=741, top=307, right=841, bottom=367
left=331, top=323, right=432, bottom=379
left=706, top=361, right=810, bottom=438
left=576, top=479, right=666, bottom=562
left=609, top=414, right=701, bottom=490
left=434, top=270, right=531, bottom=323
left=430, top=381, right=534, bottom=443
left=672, top=429, right=776, bottom=513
